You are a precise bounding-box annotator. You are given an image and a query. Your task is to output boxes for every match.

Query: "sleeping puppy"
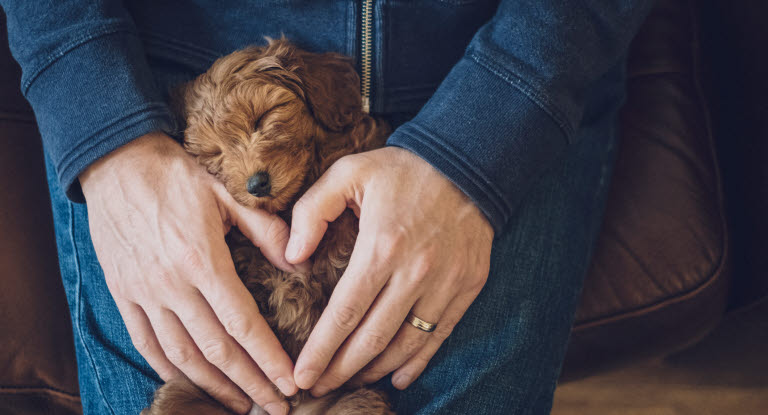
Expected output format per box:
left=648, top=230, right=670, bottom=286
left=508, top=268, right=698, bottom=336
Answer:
left=142, top=39, right=393, bottom=415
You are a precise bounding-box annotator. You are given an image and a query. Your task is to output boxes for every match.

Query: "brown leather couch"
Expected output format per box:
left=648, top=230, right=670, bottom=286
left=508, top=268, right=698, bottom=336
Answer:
left=1, top=0, right=765, bottom=413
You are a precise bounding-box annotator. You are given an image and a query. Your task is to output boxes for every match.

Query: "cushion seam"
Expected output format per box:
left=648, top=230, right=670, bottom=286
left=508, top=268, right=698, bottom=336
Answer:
left=0, top=386, right=80, bottom=401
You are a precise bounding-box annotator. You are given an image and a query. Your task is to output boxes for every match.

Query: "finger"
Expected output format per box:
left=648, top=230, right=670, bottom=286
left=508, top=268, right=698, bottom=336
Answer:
left=148, top=307, right=253, bottom=414
left=115, top=299, right=183, bottom=381
left=293, top=237, right=387, bottom=389
left=216, top=185, right=302, bottom=273
left=285, top=158, right=359, bottom=264
left=196, top=250, right=298, bottom=398
left=390, top=290, right=478, bottom=390
left=310, top=275, right=422, bottom=396
left=356, top=288, right=455, bottom=386
left=171, top=287, right=293, bottom=411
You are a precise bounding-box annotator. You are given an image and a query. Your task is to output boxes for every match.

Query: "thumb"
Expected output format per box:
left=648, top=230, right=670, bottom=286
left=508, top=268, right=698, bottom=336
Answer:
left=216, top=186, right=304, bottom=273
left=285, top=159, right=360, bottom=264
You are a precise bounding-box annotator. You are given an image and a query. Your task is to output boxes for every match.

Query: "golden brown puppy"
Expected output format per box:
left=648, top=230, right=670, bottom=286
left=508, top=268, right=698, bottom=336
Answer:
left=142, top=39, right=393, bottom=415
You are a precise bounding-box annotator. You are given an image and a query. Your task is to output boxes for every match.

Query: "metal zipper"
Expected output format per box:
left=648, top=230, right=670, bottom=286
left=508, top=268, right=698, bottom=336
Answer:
left=360, top=0, right=373, bottom=113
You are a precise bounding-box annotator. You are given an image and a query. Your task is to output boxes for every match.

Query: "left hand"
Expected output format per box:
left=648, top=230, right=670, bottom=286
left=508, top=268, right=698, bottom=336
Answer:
left=284, top=146, right=494, bottom=395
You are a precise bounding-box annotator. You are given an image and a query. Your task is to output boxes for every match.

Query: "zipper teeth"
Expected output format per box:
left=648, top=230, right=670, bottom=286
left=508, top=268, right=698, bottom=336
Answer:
left=361, top=0, right=373, bottom=113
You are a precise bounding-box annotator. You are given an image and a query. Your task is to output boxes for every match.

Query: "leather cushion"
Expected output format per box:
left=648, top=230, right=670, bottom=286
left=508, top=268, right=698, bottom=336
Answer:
left=0, top=0, right=731, bottom=403
left=0, top=10, right=81, bottom=415
left=562, top=0, right=730, bottom=378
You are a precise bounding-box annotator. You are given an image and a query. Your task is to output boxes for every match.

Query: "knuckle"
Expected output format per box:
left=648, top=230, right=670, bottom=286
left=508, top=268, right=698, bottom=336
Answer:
left=467, top=272, right=489, bottom=295
left=203, top=380, right=235, bottom=402
left=400, top=336, right=427, bottom=356
left=254, top=356, right=279, bottom=379
left=242, top=384, right=276, bottom=407
left=374, top=230, right=406, bottom=264
left=433, top=320, right=457, bottom=342
left=303, top=344, right=332, bottom=368
left=359, top=330, right=390, bottom=355
left=131, top=336, right=153, bottom=356
left=291, top=197, right=313, bottom=219
left=179, top=247, right=206, bottom=273
left=164, top=344, right=196, bottom=367
left=477, top=269, right=490, bottom=285
left=118, top=280, right=145, bottom=302
left=411, top=352, right=432, bottom=369
left=408, top=256, right=435, bottom=286
left=200, top=338, right=235, bottom=367
left=153, top=269, right=176, bottom=288
left=331, top=304, right=363, bottom=332
left=359, top=369, right=387, bottom=384
left=317, top=368, right=349, bottom=389
left=264, top=216, right=289, bottom=245
left=332, top=154, right=359, bottom=174
left=223, top=313, right=254, bottom=340
left=325, top=370, right=348, bottom=386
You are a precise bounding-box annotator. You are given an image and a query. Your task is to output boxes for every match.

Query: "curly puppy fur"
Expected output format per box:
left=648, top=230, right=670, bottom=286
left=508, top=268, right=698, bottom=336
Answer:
left=141, top=39, right=393, bottom=415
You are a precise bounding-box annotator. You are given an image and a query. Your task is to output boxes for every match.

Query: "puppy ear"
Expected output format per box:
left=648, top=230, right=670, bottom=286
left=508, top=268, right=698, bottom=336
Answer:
left=245, top=38, right=363, bottom=130
left=297, top=50, right=363, bottom=132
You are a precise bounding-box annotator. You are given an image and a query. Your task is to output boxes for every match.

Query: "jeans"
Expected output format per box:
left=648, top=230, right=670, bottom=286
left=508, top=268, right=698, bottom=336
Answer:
left=45, top=101, right=618, bottom=414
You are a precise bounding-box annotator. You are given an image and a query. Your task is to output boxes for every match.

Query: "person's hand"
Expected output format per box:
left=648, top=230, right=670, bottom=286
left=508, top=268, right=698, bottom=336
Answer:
left=80, top=132, right=300, bottom=415
left=285, top=146, right=494, bottom=395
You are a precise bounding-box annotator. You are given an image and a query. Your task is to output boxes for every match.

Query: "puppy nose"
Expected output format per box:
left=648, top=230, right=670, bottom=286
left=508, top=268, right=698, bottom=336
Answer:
left=247, top=171, right=271, bottom=197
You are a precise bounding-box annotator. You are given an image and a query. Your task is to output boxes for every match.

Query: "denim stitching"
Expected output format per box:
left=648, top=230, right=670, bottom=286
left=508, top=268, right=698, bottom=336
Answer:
left=68, top=202, right=118, bottom=415
left=56, top=112, right=171, bottom=196
left=344, top=0, right=356, bottom=58
left=21, top=22, right=136, bottom=95
left=54, top=104, right=171, bottom=175
left=393, top=123, right=510, bottom=226
left=406, top=123, right=510, bottom=215
left=138, top=31, right=221, bottom=61
left=433, top=0, right=483, bottom=5
left=467, top=51, right=575, bottom=141
left=387, top=83, right=439, bottom=92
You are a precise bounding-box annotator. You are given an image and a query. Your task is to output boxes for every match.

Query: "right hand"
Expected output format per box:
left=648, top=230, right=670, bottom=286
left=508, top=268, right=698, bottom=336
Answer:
left=80, top=132, right=299, bottom=415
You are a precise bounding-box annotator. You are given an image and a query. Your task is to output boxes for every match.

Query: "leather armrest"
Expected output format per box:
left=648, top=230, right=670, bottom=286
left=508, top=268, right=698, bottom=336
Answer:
left=562, top=0, right=730, bottom=378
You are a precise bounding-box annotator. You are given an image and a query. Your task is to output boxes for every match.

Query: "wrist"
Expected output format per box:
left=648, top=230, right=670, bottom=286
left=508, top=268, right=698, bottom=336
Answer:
left=79, top=132, right=179, bottom=199
left=389, top=146, right=494, bottom=235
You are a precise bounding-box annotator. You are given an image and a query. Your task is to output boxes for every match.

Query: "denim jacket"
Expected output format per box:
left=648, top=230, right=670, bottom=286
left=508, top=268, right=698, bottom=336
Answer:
left=1, top=0, right=653, bottom=233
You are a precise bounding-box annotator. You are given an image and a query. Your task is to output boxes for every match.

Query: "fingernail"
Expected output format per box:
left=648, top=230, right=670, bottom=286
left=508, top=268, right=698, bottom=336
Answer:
left=311, top=384, right=330, bottom=397
left=264, top=402, right=289, bottom=415
left=285, top=238, right=301, bottom=262
left=392, top=373, right=411, bottom=389
left=296, top=369, right=320, bottom=389
left=276, top=377, right=296, bottom=396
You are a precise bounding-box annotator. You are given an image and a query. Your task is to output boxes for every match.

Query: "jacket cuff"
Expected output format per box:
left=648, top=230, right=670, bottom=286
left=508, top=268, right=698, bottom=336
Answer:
left=23, top=29, right=173, bottom=202
left=386, top=54, right=569, bottom=233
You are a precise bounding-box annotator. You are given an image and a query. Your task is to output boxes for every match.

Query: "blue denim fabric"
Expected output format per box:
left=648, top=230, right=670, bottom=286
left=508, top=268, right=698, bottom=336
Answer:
left=2, top=0, right=653, bottom=232
left=44, top=80, right=621, bottom=413
left=15, top=0, right=634, bottom=412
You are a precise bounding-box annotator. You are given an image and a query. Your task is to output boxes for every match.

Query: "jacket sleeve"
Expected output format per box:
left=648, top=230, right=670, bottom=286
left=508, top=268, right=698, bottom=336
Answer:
left=386, top=0, right=655, bottom=233
left=1, top=1, right=173, bottom=201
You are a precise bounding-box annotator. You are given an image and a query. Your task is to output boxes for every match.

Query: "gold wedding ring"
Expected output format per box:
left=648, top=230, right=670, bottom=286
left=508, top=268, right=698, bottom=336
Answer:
left=405, top=312, right=437, bottom=333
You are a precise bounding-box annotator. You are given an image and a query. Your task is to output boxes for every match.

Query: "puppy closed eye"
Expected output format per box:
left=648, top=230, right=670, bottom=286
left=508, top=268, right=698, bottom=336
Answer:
left=253, top=113, right=267, bottom=131
left=252, top=102, right=292, bottom=131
